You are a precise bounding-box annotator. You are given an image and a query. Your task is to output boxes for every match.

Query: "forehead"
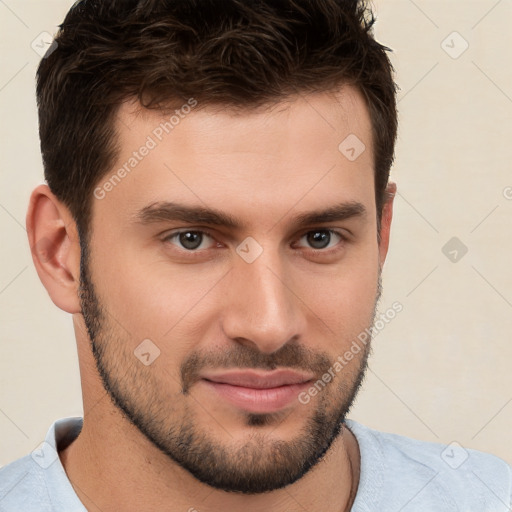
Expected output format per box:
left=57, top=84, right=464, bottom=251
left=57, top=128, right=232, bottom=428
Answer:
left=94, top=86, right=375, bottom=230
left=118, top=86, right=372, bottom=157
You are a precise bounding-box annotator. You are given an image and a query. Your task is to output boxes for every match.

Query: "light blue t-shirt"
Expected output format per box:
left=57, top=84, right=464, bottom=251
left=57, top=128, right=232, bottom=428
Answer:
left=0, top=416, right=510, bottom=511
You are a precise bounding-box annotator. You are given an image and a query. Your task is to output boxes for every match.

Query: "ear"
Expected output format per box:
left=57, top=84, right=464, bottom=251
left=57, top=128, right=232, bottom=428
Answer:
left=26, top=184, right=82, bottom=314
left=378, top=181, right=396, bottom=270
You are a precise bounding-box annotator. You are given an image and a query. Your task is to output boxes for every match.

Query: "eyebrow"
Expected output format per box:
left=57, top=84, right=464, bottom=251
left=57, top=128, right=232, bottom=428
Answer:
left=134, top=200, right=367, bottom=230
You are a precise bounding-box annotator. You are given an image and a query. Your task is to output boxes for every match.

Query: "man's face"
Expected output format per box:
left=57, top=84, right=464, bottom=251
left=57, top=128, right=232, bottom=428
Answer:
left=79, top=87, right=386, bottom=493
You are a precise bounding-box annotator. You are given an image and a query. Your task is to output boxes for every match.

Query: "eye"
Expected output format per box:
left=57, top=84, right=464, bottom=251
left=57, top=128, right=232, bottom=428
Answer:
left=296, top=229, right=346, bottom=250
left=161, top=228, right=347, bottom=255
left=163, top=230, right=216, bottom=251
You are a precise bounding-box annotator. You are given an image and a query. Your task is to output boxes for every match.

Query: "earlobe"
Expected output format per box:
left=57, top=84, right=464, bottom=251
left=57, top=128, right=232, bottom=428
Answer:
left=378, top=181, right=396, bottom=269
left=26, top=184, right=82, bottom=314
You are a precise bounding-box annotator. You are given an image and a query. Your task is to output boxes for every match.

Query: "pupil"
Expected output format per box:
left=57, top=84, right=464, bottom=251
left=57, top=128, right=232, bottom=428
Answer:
left=180, top=232, right=202, bottom=250
left=308, top=231, right=330, bottom=249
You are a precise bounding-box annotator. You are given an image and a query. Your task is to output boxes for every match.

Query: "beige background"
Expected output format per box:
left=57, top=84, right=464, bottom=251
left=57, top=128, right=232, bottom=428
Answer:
left=1, top=0, right=511, bottom=468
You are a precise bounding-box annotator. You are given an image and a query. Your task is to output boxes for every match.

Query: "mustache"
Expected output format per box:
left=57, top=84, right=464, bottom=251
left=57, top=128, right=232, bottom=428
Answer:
left=180, top=343, right=332, bottom=394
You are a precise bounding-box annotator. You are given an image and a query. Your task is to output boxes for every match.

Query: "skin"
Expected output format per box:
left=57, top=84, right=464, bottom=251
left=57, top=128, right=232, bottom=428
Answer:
left=27, top=85, right=395, bottom=512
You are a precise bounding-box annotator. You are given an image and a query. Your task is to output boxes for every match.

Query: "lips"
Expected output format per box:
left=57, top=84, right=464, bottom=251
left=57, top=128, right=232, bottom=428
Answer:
left=199, top=369, right=314, bottom=414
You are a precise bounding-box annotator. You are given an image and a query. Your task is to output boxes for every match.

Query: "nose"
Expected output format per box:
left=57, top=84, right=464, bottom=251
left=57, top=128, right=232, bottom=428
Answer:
left=220, top=247, right=306, bottom=354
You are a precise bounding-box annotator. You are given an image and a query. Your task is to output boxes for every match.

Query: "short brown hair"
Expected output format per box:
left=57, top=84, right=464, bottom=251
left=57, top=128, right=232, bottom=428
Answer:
left=36, top=0, right=398, bottom=241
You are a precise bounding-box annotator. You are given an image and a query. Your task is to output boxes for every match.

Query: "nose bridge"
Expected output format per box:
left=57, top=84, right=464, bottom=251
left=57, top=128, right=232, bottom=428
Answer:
left=221, top=244, right=304, bottom=353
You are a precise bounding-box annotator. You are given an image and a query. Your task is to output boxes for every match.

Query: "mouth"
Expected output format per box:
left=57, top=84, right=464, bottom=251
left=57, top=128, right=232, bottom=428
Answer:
left=199, top=369, right=315, bottom=414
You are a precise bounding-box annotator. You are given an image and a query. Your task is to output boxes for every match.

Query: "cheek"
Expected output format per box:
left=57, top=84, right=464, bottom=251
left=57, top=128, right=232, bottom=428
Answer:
left=91, top=241, right=226, bottom=349
left=90, top=219, right=379, bottom=356
left=294, top=245, right=379, bottom=345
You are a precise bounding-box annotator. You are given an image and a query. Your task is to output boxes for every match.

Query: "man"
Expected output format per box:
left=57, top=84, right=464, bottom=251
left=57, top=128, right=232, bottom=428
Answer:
left=1, top=0, right=510, bottom=510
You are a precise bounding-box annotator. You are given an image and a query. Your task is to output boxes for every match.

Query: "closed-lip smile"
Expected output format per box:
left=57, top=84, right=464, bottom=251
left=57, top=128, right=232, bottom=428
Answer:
left=199, top=369, right=315, bottom=414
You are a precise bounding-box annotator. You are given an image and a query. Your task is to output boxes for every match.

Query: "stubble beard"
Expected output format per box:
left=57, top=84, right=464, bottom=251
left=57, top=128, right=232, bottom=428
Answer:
left=78, top=241, right=380, bottom=494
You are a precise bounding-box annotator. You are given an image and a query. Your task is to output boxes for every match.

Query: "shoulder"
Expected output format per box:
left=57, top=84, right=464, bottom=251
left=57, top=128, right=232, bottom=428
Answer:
left=346, top=419, right=512, bottom=511
left=0, top=417, right=85, bottom=512
left=0, top=454, right=51, bottom=511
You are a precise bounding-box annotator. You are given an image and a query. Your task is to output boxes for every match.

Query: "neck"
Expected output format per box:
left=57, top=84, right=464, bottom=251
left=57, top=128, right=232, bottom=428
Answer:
left=59, top=403, right=360, bottom=512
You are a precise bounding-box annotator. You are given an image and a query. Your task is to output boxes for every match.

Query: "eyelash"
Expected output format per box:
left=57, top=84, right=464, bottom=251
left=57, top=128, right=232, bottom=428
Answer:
left=161, top=228, right=348, bottom=256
